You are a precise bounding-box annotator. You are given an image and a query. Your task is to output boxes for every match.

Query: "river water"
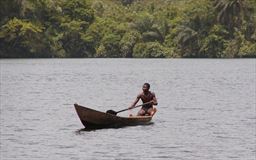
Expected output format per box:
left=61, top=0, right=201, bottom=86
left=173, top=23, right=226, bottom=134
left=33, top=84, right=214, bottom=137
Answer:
left=0, top=59, right=255, bottom=160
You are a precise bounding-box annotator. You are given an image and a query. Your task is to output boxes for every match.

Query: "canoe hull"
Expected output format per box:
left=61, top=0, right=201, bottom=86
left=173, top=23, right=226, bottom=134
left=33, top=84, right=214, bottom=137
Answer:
left=74, top=104, right=154, bottom=129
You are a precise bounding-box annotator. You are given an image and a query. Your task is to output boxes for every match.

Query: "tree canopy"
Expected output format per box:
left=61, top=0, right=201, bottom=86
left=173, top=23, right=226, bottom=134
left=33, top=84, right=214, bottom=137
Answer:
left=0, top=0, right=255, bottom=58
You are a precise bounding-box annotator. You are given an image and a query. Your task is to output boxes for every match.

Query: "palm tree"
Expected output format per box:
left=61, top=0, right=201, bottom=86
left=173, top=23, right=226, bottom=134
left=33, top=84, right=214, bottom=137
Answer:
left=214, top=0, right=246, bottom=30
left=130, top=13, right=170, bottom=43
left=0, top=0, right=24, bottom=22
left=174, top=26, right=199, bottom=57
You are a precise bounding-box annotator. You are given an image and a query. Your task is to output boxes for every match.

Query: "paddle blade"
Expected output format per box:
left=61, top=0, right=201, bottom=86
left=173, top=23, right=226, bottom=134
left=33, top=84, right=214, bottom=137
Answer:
left=106, top=110, right=117, bottom=115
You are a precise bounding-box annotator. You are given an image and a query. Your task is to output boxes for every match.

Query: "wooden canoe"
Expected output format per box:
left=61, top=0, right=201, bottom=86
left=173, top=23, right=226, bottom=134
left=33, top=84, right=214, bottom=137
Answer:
left=74, top=104, right=156, bottom=129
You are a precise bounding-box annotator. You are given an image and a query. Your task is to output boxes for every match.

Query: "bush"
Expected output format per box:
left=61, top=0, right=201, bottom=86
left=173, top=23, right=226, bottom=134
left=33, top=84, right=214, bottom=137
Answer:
left=133, top=42, right=169, bottom=58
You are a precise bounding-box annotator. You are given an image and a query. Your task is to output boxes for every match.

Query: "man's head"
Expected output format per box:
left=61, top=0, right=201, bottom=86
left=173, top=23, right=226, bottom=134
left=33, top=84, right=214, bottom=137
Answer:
left=142, top=83, right=150, bottom=93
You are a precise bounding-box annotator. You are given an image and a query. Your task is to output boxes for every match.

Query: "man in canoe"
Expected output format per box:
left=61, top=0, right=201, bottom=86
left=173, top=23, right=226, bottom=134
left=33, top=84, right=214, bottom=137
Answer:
left=129, top=83, right=158, bottom=116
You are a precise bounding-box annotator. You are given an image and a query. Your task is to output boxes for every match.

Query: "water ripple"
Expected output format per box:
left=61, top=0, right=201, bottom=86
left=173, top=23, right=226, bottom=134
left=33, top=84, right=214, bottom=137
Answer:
left=1, top=59, right=255, bottom=160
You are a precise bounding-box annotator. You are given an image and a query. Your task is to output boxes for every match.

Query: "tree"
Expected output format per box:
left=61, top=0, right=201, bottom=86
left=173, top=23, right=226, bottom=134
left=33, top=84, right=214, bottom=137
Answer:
left=0, top=18, right=49, bottom=58
left=133, top=42, right=168, bottom=58
left=96, top=34, right=122, bottom=57
left=0, top=0, right=255, bottom=58
left=214, top=0, right=247, bottom=30
left=0, top=0, right=24, bottom=24
left=120, top=31, right=141, bottom=57
left=58, top=0, right=94, bottom=57
left=120, top=0, right=135, bottom=6
left=130, top=13, right=154, bottom=33
left=62, top=0, right=94, bottom=22
left=200, top=26, right=228, bottom=58
left=174, top=26, right=199, bottom=57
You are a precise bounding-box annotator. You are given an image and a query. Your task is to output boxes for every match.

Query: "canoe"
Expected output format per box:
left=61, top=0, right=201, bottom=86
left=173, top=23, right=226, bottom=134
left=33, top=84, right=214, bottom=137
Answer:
left=74, top=104, right=156, bottom=129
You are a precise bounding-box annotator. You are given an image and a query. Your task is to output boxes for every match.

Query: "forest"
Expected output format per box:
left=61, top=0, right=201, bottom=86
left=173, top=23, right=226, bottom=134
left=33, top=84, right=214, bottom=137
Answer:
left=0, top=0, right=256, bottom=58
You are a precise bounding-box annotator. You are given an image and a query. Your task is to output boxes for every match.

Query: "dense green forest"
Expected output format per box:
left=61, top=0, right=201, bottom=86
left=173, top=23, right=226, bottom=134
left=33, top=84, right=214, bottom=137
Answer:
left=0, top=0, right=256, bottom=58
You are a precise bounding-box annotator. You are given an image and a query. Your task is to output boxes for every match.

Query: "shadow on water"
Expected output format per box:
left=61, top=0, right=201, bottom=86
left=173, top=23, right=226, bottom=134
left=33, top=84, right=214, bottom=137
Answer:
left=75, top=122, right=155, bottom=133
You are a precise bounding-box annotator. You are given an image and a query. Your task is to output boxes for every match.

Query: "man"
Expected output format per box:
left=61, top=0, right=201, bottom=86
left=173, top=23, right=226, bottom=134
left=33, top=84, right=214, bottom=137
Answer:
left=129, top=83, right=158, bottom=116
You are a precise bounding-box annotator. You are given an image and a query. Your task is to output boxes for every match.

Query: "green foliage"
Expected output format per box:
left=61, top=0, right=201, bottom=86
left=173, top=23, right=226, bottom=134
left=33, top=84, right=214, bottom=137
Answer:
left=96, top=33, right=121, bottom=57
left=214, top=0, right=246, bottom=30
left=0, top=0, right=255, bottom=58
left=239, top=41, right=256, bottom=57
left=91, top=1, right=104, bottom=17
left=200, top=25, right=228, bottom=58
left=120, top=0, right=134, bottom=6
left=120, top=31, right=141, bottom=57
left=0, top=0, right=23, bottom=24
left=62, top=0, right=94, bottom=22
left=224, top=30, right=256, bottom=58
left=131, top=13, right=154, bottom=33
left=133, top=42, right=169, bottom=58
left=0, top=17, right=49, bottom=57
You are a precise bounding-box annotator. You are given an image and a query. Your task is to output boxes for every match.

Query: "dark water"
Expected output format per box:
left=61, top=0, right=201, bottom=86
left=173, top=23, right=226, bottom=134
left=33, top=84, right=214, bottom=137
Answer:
left=0, top=59, right=255, bottom=160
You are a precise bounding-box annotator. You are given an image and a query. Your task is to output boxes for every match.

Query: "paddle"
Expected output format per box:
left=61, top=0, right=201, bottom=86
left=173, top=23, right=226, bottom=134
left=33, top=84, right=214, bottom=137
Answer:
left=106, top=101, right=152, bottom=115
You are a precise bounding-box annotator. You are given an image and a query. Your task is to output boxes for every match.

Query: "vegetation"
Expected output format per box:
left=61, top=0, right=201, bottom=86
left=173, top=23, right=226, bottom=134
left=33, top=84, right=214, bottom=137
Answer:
left=0, top=0, right=255, bottom=58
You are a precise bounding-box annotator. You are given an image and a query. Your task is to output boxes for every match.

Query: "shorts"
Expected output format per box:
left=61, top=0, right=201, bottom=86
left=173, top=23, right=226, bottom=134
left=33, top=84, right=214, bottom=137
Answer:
left=142, top=106, right=153, bottom=112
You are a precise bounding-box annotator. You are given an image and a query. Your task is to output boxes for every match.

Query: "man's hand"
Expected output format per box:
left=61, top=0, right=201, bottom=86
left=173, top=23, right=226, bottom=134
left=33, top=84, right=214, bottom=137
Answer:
left=129, top=97, right=140, bottom=110
left=150, top=100, right=158, bottom=105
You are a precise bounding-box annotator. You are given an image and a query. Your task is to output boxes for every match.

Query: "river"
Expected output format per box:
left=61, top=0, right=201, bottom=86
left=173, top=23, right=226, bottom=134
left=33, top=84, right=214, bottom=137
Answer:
left=0, top=59, right=255, bottom=160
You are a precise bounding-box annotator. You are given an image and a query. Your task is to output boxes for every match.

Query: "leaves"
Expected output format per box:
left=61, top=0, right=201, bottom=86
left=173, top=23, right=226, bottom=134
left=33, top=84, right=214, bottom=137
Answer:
left=0, top=18, right=48, bottom=57
left=133, top=42, right=168, bottom=58
left=0, top=0, right=255, bottom=58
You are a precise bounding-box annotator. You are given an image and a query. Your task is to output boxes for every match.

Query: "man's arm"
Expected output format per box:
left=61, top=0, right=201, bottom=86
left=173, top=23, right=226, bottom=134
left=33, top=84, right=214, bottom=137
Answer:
left=129, top=94, right=141, bottom=109
left=151, top=92, right=158, bottom=105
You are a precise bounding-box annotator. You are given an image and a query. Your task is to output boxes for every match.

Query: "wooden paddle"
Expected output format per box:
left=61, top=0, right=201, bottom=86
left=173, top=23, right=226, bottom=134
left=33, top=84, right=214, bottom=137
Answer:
left=106, top=101, right=152, bottom=115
